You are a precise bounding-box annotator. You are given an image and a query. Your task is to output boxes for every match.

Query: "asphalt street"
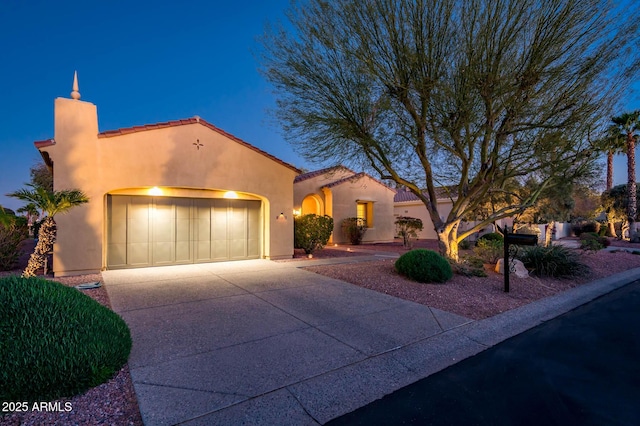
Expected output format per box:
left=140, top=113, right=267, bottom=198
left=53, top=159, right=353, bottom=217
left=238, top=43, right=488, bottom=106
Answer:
left=329, top=280, right=640, bottom=426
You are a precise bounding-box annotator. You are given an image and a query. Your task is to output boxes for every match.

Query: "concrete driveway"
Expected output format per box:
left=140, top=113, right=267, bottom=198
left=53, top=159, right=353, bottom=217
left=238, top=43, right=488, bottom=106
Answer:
left=103, top=260, right=474, bottom=425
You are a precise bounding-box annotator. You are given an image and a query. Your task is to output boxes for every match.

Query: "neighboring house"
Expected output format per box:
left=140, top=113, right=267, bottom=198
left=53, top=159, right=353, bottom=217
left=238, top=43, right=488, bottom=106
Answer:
left=35, top=76, right=299, bottom=276
left=294, top=166, right=396, bottom=243
left=393, top=187, right=512, bottom=241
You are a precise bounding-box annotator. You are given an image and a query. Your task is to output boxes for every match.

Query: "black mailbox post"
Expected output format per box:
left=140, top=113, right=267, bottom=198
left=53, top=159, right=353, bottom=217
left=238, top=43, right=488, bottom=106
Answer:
left=503, top=232, right=537, bottom=292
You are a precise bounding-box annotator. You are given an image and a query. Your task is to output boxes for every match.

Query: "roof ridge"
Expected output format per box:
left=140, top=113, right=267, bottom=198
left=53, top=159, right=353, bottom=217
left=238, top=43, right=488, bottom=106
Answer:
left=95, top=117, right=300, bottom=173
left=294, top=165, right=354, bottom=183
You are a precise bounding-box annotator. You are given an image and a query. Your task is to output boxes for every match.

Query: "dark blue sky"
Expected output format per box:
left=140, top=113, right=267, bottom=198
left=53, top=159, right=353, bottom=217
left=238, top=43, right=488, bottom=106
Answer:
left=0, top=0, right=637, bottom=211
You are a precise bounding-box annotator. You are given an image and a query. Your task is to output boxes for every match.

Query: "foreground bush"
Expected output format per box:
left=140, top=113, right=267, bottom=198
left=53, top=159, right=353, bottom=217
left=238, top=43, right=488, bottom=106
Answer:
left=0, top=276, right=131, bottom=403
left=294, top=214, right=334, bottom=254
left=395, top=249, right=453, bottom=283
left=517, top=245, right=589, bottom=278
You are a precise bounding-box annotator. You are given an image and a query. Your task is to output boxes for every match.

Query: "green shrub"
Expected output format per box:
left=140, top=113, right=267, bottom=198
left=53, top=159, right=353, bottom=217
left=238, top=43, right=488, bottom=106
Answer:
left=579, top=232, right=609, bottom=252
left=0, top=276, right=132, bottom=403
left=395, top=249, right=453, bottom=283
left=572, top=221, right=600, bottom=237
left=0, top=222, right=28, bottom=271
left=395, top=216, right=423, bottom=248
left=342, top=217, right=367, bottom=245
left=517, top=245, right=589, bottom=278
left=476, top=232, right=503, bottom=245
left=294, top=214, right=334, bottom=254
left=473, top=239, right=503, bottom=264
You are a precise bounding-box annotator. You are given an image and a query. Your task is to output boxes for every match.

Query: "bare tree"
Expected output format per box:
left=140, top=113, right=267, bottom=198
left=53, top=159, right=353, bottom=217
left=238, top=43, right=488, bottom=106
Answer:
left=261, top=0, right=640, bottom=260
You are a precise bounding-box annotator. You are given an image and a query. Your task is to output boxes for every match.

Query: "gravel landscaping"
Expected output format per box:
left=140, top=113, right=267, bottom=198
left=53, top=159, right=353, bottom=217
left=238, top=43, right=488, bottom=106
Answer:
left=3, top=237, right=640, bottom=425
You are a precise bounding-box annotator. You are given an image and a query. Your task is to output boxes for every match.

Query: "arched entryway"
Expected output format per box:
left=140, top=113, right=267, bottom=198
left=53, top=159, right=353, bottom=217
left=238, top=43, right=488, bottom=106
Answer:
left=301, top=194, right=323, bottom=216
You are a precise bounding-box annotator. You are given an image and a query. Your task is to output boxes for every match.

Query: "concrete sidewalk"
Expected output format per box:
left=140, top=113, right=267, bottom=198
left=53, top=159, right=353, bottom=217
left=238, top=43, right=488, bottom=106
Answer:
left=103, top=260, right=640, bottom=425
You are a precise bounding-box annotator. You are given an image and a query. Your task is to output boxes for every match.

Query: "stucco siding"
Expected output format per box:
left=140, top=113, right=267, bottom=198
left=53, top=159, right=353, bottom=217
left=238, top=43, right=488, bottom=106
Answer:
left=41, top=97, right=296, bottom=276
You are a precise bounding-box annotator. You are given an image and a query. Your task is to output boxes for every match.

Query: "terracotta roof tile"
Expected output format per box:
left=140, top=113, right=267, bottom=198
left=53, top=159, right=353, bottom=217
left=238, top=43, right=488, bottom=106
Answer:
left=96, top=117, right=300, bottom=173
left=34, top=138, right=55, bottom=148
left=293, top=165, right=353, bottom=183
left=393, top=187, right=457, bottom=202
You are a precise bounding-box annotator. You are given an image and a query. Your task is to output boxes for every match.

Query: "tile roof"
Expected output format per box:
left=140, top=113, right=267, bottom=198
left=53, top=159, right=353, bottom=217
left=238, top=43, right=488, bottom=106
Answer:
left=34, top=139, right=55, bottom=149
left=293, top=166, right=353, bottom=183
left=322, top=172, right=366, bottom=188
left=393, top=187, right=457, bottom=202
left=96, top=117, right=300, bottom=173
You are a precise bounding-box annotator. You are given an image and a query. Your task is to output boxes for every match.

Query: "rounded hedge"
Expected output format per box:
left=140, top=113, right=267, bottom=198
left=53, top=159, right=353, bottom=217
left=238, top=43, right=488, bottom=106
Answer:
left=476, top=232, right=504, bottom=245
left=0, top=276, right=132, bottom=403
left=395, top=249, right=453, bottom=283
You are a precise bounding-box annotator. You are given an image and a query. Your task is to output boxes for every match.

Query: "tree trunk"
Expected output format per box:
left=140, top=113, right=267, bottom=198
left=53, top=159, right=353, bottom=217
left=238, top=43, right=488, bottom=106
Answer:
left=607, top=221, right=617, bottom=238
left=627, top=134, right=638, bottom=242
left=545, top=221, right=555, bottom=247
left=23, top=216, right=56, bottom=278
left=437, top=221, right=460, bottom=262
left=607, top=150, right=614, bottom=190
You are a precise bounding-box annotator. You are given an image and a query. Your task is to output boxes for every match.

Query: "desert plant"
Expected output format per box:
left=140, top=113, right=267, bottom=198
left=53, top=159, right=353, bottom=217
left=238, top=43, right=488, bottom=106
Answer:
left=294, top=214, right=334, bottom=254
left=0, top=276, right=131, bottom=403
left=395, top=249, right=453, bottom=283
left=473, top=239, right=504, bottom=264
left=517, top=245, right=589, bottom=278
left=395, top=216, right=423, bottom=248
left=453, top=256, right=487, bottom=277
left=342, top=217, right=367, bottom=245
left=579, top=232, right=610, bottom=252
left=0, top=222, right=28, bottom=271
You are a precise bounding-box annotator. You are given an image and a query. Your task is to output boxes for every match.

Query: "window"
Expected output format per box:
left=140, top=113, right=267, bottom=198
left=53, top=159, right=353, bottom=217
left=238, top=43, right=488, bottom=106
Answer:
left=356, top=201, right=374, bottom=228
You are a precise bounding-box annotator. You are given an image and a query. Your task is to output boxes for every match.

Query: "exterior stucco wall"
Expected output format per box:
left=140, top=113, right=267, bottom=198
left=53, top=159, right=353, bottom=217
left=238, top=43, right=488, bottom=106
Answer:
left=327, top=175, right=395, bottom=244
left=293, top=167, right=353, bottom=215
left=42, top=97, right=296, bottom=276
left=394, top=199, right=513, bottom=241
left=294, top=170, right=395, bottom=244
left=393, top=199, right=454, bottom=240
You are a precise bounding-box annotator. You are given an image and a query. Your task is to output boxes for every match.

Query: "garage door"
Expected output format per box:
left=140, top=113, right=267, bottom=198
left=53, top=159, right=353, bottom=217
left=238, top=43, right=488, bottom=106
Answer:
left=107, top=195, right=261, bottom=269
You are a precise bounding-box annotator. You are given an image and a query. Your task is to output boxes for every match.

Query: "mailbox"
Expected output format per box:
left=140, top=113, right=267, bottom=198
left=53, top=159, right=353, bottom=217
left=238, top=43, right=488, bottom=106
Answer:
left=503, top=232, right=537, bottom=293
left=505, top=233, right=538, bottom=246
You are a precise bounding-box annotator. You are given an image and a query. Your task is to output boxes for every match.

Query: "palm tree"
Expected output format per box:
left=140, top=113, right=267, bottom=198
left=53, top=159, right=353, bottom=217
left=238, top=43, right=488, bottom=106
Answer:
left=611, top=111, right=640, bottom=241
left=598, top=126, right=627, bottom=237
left=16, top=203, right=40, bottom=237
left=7, top=185, right=89, bottom=277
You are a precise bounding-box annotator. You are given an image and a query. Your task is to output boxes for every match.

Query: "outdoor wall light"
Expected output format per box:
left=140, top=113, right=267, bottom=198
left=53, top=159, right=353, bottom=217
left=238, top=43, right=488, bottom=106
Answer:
left=293, top=208, right=301, bottom=216
left=223, top=191, right=238, bottom=199
left=149, top=186, right=163, bottom=196
left=276, top=212, right=287, bottom=221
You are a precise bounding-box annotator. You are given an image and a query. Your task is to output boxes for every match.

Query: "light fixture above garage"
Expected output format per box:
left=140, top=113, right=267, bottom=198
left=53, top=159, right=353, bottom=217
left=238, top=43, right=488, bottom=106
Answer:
left=149, top=186, right=163, bottom=196
left=223, top=191, right=239, bottom=199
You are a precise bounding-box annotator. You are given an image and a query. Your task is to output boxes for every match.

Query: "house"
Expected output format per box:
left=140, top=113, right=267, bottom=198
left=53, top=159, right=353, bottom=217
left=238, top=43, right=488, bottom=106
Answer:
left=35, top=74, right=299, bottom=276
left=294, top=166, right=396, bottom=243
left=393, top=187, right=512, bottom=240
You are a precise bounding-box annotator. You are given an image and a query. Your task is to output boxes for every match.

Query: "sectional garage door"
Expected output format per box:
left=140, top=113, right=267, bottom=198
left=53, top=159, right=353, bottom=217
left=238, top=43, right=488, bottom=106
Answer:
left=107, top=195, right=261, bottom=269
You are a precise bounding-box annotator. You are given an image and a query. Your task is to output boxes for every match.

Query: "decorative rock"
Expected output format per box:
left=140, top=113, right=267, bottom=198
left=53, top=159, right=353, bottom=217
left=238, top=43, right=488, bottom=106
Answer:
left=495, top=258, right=529, bottom=278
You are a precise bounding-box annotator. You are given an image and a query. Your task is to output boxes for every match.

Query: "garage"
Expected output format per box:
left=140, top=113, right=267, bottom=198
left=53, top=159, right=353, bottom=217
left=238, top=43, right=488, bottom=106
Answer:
left=107, top=195, right=261, bottom=269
